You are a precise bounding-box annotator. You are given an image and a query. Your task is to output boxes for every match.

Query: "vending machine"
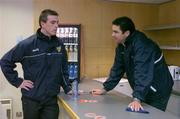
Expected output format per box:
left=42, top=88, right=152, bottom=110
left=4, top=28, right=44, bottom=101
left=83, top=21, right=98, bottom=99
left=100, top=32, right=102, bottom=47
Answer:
left=56, top=24, right=81, bottom=83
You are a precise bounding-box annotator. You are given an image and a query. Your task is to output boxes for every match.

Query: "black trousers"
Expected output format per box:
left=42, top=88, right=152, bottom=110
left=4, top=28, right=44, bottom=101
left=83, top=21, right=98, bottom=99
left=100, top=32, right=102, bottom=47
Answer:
left=21, top=96, right=59, bottom=119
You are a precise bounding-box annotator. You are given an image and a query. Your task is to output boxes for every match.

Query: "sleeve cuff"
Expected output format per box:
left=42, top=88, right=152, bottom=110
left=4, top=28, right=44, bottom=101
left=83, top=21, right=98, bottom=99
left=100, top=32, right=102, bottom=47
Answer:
left=64, top=86, right=72, bottom=94
left=15, top=77, right=23, bottom=88
left=133, top=97, right=141, bottom=103
left=132, top=91, right=145, bottom=102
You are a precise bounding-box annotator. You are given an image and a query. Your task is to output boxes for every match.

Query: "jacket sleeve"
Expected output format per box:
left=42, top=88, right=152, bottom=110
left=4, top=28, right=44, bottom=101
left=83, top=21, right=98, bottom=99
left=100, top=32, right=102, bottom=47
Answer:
left=0, top=43, right=24, bottom=88
left=132, top=39, right=155, bottom=101
left=103, top=45, right=125, bottom=91
left=60, top=44, right=71, bottom=94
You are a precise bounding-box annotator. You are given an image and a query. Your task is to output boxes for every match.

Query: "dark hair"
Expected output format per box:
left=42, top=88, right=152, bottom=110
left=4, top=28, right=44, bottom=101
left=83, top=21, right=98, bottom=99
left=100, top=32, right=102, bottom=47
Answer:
left=39, top=9, right=59, bottom=27
left=112, top=16, right=135, bottom=34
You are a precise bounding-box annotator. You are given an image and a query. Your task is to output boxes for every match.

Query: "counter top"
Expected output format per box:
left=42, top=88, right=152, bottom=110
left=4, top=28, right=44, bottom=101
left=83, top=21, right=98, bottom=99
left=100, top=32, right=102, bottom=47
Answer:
left=173, top=80, right=180, bottom=96
left=58, top=79, right=179, bottom=119
left=94, top=77, right=180, bottom=96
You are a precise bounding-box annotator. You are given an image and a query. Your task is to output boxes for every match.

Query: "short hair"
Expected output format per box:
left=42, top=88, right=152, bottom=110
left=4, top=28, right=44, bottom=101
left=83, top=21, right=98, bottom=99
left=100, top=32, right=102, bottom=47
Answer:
left=112, top=16, right=135, bottom=34
left=39, top=9, right=59, bottom=27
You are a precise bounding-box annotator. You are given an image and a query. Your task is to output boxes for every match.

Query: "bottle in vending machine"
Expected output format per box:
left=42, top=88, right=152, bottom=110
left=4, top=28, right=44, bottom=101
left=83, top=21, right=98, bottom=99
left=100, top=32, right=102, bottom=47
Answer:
left=65, top=45, right=69, bottom=60
left=59, top=28, right=64, bottom=38
left=73, top=28, right=78, bottom=38
left=73, top=45, right=78, bottom=62
left=68, top=64, right=78, bottom=98
left=74, top=64, right=78, bottom=79
left=74, top=37, right=78, bottom=44
left=72, top=79, right=78, bottom=98
left=69, top=27, right=73, bottom=43
left=64, top=27, right=69, bottom=43
left=68, top=45, right=73, bottom=62
left=64, top=27, right=69, bottom=37
left=56, top=28, right=60, bottom=37
left=69, top=64, right=74, bottom=81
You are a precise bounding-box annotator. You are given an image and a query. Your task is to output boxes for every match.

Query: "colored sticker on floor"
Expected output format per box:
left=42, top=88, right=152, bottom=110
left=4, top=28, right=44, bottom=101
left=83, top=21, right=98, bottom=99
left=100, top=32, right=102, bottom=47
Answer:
left=79, top=99, right=98, bottom=103
left=95, top=115, right=106, bottom=119
left=84, top=112, right=96, bottom=118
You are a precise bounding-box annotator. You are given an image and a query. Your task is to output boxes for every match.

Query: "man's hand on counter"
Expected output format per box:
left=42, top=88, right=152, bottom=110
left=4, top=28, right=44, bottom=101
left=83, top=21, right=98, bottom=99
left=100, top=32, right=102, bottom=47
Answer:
left=128, top=99, right=143, bottom=112
left=90, top=88, right=107, bottom=95
left=67, top=90, right=73, bottom=95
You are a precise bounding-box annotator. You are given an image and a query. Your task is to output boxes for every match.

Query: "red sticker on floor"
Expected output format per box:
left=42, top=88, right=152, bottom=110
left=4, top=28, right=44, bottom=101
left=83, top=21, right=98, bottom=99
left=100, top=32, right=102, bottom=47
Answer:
left=79, top=99, right=98, bottom=103
left=88, top=100, right=98, bottom=103
left=95, top=115, right=106, bottom=119
left=79, top=99, right=88, bottom=103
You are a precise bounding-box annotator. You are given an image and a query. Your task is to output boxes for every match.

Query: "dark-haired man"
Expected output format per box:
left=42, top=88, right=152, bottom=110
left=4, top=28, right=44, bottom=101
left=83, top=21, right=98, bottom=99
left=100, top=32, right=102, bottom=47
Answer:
left=0, top=9, right=71, bottom=119
left=91, top=16, right=173, bottom=112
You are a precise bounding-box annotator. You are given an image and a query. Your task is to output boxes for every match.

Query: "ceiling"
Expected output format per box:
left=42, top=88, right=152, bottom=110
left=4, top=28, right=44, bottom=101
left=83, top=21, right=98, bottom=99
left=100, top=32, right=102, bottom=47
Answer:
left=105, top=0, right=175, bottom=4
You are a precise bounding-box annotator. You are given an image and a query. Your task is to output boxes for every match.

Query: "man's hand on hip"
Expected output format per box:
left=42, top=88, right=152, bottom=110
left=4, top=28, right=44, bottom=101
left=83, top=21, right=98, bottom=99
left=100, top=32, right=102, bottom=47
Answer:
left=19, top=80, right=34, bottom=91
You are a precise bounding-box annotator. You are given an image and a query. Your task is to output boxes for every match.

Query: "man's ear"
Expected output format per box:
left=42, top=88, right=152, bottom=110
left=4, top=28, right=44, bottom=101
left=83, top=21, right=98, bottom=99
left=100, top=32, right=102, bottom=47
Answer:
left=40, top=21, right=45, bottom=27
left=124, top=30, right=130, bottom=37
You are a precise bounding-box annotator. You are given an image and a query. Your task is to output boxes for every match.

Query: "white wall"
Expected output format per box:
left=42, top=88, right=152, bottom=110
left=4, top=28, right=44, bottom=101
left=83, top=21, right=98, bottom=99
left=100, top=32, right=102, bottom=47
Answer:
left=0, top=0, right=33, bottom=118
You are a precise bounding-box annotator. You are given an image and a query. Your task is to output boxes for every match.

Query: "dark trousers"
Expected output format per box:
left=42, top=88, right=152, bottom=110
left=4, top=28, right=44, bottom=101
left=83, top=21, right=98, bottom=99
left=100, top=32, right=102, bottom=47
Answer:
left=145, top=91, right=171, bottom=111
left=21, top=96, right=59, bottom=119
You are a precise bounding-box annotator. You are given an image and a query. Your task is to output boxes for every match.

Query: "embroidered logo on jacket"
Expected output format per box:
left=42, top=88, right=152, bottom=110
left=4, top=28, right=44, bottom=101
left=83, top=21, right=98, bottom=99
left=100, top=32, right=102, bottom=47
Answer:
left=56, top=46, right=61, bottom=52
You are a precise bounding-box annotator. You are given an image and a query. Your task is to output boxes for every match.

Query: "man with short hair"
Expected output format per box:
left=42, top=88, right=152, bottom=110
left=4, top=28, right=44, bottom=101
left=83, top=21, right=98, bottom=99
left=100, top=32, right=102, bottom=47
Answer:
left=91, top=16, right=174, bottom=112
left=0, top=9, right=71, bottom=119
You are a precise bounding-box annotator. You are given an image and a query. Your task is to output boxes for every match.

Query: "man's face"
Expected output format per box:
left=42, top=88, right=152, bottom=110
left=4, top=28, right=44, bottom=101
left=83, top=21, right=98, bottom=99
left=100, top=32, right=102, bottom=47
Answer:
left=41, top=15, right=59, bottom=37
left=112, top=25, right=129, bottom=44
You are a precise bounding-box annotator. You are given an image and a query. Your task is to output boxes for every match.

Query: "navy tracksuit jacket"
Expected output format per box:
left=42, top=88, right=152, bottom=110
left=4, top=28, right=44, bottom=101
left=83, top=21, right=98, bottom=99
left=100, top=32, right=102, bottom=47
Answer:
left=0, top=29, right=71, bottom=101
left=103, top=30, right=173, bottom=107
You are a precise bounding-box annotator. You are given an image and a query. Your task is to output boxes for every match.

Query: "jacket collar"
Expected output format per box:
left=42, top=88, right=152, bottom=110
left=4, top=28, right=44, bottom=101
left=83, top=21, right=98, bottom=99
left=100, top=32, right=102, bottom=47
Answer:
left=36, top=28, right=57, bottom=42
left=124, top=30, right=138, bottom=46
